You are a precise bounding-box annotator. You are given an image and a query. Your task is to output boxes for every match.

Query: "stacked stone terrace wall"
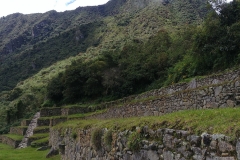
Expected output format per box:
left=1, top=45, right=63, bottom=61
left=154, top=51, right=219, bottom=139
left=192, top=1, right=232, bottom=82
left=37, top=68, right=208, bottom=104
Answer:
left=10, top=127, right=27, bottom=136
left=128, top=69, right=240, bottom=102
left=49, top=127, right=239, bottom=160
left=1, top=136, right=21, bottom=148
left=89, top=76, right=240, bottom=119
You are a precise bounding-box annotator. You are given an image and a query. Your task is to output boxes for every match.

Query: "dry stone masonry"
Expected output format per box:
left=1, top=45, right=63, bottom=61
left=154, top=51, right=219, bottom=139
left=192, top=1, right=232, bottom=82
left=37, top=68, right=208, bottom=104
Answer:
left=89, top=71, right=240, bottom=119
left=49, top=127, right=240, bottom=160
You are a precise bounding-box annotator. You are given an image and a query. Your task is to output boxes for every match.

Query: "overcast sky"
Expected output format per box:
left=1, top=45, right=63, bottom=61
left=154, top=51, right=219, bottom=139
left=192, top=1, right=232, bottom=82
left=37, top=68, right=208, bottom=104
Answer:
left=0, top=0, right=234, bottom=18
left=0, top=0, right=110, bottom=17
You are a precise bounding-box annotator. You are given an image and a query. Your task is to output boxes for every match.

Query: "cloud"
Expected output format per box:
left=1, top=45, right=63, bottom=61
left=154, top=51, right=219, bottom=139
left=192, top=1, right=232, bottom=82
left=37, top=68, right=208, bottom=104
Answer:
left=66, top=0, right=76, bottom=6
left=0, top=0, right=110, bottom=17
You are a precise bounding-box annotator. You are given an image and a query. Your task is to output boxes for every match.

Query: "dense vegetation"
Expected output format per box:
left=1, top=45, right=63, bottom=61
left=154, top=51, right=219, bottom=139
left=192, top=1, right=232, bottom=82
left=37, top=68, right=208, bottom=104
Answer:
left=0, top=0, right=207, bottom=91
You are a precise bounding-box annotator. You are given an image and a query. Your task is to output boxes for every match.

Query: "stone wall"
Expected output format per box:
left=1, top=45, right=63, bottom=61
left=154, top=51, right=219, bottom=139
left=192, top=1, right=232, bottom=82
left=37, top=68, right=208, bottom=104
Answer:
left=21, top=119, right=31, bottom=126
left=88, top=79, right=240, bottom=119
left=1, top=135, right=21, bottom=148
left=40, top=108, right=62, bottom=117
left=134, top=69, right=240, bottom=101
left=94, top=69, right=240, bottom=110
left=10, top=127, right=27, bottom=136
left=61, top=106, right=92, bottom=116
left=49, top=127, right=240, bottom=160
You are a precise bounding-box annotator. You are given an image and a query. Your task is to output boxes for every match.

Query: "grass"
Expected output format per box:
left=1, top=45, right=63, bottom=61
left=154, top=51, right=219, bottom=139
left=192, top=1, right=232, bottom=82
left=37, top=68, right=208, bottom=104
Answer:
left=0, top=143, right=60, bottom=160
left=3, top=134, right=23, bottom=141
left=34, top=126, right=50, bottom=131
left=31, top=137, right=49, bottom=148
left=54, top=107, right=240, bottom=138
left=29, top=133, right=49, bottom=139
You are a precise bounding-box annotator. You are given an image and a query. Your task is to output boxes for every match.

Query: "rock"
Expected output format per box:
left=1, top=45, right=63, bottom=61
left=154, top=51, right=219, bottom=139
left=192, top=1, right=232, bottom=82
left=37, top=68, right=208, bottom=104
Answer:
left=211, top=134, right=226, bottom=141
left=201, top=133, right=211, bottom=146
left=187, top=135, right=201, bottom=147
left=204, top=102, right=218, bottom=109
left=146, top=150, right=159, bottom=160
left=206, top=156, right=235, bottom=160
left=188, top=79, right=197, bottom=89
left=210, top=140, right=217, bottom=150
left=227, top=100, right=235, bottom=107
left=176, top=130, right=190, bottom=139
left=193, top=154, right=204, bottom=160
left=236, top=140, right=240, bottom=160
left=218, top=141, right=235, bottom=153
left=163, top=150, right=174, bottom=160
left=214, top=86, right=222, bottom=96
left=163, top=134, right=174, bottom=149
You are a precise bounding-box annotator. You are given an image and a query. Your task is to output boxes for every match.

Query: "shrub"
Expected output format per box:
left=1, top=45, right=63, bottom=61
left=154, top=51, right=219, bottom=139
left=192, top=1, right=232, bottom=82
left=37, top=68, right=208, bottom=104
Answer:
left=127, top=131, right=142, bottom=151
left=71, top=132, right=77, bottom=140
left=91, top=128, right=103, bottom=150
left=104, top=129, right=113, bottom=147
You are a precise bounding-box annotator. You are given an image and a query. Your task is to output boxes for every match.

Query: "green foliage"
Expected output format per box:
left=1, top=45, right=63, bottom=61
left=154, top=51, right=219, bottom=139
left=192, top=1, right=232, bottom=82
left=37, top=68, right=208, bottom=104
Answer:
left=91, top=128, right=103, bottom=151
left=71, top=132, right=77, bottom=140
left=103, top=130, right=113, bottom=147
left=127, top=131, right=142, bottom=151
left=30, top=137, right=49, bottom=148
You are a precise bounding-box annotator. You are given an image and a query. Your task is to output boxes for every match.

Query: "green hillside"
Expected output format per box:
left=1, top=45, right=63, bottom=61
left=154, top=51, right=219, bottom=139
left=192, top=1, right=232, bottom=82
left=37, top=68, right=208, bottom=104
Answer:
left=0, top=0, right=208, bottom=91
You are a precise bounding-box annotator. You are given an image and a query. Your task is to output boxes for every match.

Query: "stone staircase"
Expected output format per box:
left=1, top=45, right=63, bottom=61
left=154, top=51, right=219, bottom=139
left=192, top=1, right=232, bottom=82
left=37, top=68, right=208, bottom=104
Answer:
left=18, top=112, right=40, bottom=148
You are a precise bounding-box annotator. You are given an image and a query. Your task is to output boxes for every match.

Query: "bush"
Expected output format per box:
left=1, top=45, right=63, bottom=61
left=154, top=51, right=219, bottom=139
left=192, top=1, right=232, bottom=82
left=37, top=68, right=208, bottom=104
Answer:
left=104, top=129, right=113, bottom=147
left=127, top=131, right=142, bottom=152
left=91, top=128, right=103, bottom=150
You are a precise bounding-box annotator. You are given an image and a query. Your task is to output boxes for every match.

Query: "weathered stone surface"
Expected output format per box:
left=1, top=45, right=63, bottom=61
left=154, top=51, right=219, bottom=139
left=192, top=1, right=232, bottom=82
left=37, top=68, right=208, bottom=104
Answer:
left=163, top=150, right=174, bottom=160
left=236, top=140, right=240, bottom=160
left=49, top=127, right=239, bottom=160
left=218, top=141, right=235, bottom=153
left=18, top=112, right=40, bottom=148
left=188, top=135, right=201, bottom=147
left=227, top=100, right=235, bottom=107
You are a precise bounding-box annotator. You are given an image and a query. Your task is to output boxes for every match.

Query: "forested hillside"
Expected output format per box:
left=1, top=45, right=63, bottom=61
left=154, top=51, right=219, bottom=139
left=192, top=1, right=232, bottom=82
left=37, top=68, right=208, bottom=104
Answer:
left=0, top=0, right=207, bottom=91
left=1, top=0, right=240, bottom=133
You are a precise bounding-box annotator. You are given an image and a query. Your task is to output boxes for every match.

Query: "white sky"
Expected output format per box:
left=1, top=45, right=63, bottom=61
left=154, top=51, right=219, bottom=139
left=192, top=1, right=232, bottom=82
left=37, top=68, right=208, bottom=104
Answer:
left=0, top=0, right=234, bottom=18
left=0, top=0, right=110, bottom=17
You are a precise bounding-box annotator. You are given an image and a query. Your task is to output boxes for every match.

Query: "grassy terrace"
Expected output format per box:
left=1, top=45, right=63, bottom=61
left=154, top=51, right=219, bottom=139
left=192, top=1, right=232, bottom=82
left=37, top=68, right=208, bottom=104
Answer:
left=54, top=107, right=240, bottom=138
left=3, top=134, right=23, bottom=141
left=29, top=133, right=49, bottom=140
left=0, top=143, right=60, bottom=160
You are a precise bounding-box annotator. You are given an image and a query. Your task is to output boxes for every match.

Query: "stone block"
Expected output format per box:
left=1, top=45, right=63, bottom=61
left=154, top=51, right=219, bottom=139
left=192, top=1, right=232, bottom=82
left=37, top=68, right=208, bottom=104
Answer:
left=227, top=100, right=235, bottom=107
left=163, top=150, right=174, bottom=160
left=218, top=141, right=235, bottom=153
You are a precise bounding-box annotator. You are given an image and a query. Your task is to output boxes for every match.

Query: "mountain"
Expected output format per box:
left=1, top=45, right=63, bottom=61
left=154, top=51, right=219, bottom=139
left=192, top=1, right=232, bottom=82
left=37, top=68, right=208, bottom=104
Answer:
left=0, top=0, right=209, bottom=91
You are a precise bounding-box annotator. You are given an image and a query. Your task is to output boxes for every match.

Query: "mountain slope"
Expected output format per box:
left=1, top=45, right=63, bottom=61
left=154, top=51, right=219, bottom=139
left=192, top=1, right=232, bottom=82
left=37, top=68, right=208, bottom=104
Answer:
left=0, top=0, right=209, bottom=91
